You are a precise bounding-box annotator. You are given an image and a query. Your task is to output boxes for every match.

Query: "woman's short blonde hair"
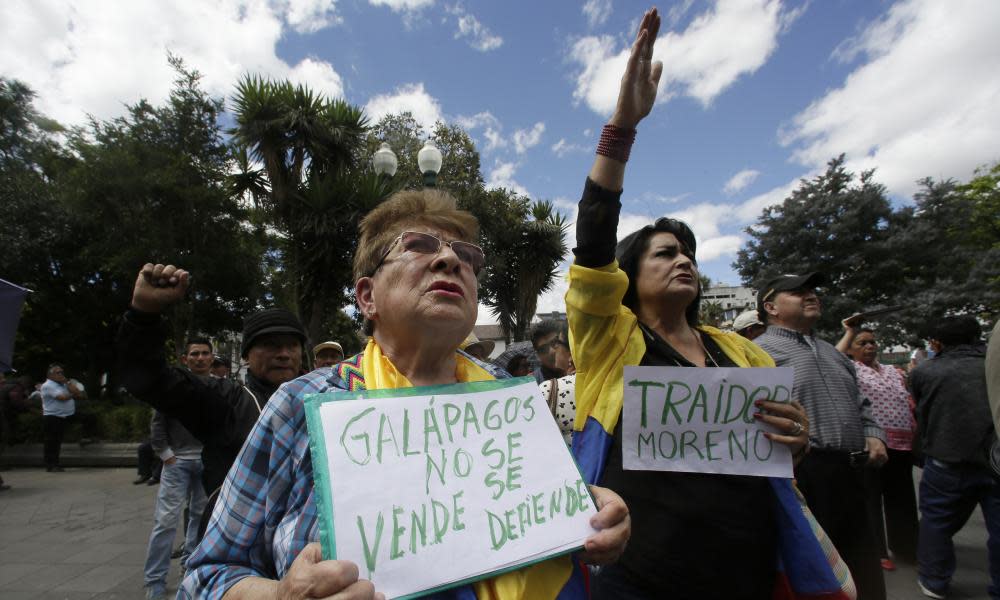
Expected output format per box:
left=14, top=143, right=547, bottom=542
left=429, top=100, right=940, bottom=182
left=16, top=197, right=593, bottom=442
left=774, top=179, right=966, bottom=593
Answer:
left=353, top=188, right=480, bottom=282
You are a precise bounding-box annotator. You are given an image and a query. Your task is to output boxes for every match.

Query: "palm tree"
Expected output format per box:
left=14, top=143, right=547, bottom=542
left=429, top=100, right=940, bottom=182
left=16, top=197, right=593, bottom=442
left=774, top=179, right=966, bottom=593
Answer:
left=475, top=189, right=568, bottom=343
left=229, top=75, right=387, bottom=341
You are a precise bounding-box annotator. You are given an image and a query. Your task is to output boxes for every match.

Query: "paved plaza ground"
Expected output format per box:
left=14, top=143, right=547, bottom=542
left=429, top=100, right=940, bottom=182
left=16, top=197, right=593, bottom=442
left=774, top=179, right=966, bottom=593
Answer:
left=0, top=466, right=993, bottom=599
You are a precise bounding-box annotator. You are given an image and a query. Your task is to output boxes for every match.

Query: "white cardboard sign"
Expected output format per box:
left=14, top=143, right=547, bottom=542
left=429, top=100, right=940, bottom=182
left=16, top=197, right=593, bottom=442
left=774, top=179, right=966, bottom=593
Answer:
left=621, top=366, right=796, bottom=478
left=305, top=377, right=597, bottom=600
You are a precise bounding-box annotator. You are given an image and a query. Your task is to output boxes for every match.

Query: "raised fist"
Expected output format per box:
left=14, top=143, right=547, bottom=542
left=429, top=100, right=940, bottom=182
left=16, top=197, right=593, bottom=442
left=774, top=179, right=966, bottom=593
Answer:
left=130, top=263, right=190, bottom=314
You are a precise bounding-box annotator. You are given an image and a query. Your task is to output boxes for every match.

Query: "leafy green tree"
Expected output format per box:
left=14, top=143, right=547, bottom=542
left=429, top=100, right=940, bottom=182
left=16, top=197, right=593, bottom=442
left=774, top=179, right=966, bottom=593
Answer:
left=365, top=113, right=567, bottom=342
left=888, top=175, right=1000, bottom=334
left=1, top=58, right=265, bottom=394
left=734, top=155, right=905, bottom=341
left=365, top=113, right=485, bottom=199
left=735, top=155, right=1000, bottom=343
left=961, top=162, right=1000, bottom=250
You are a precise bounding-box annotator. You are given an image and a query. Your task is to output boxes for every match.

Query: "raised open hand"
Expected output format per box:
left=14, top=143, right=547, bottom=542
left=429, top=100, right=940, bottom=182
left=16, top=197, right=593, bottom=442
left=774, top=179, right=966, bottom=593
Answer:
left=130, top=263, right=190, bottom=314
left=610, top=7, right=663, bottom=130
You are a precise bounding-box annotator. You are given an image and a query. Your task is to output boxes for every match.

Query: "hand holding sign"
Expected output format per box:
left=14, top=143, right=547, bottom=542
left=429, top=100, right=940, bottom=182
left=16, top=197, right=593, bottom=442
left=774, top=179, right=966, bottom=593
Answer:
left=276, top=543, right=382, bottom=600
left=580, top=486, right=631, bottom=565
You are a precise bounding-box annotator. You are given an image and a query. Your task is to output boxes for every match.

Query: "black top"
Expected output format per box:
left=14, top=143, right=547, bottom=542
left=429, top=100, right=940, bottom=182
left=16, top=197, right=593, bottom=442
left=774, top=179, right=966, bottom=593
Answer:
left=576, top=178, right=778, bottom=598
left=911, top=344, right=995, bottom=467
left=117, top=309, right=279, bottom=494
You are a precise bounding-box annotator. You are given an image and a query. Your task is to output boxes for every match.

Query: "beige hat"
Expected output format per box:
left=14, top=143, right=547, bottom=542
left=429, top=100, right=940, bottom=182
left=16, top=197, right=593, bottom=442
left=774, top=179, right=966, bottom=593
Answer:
left=313, top=341, right=344, bottom=356
left=460, top=333, right=495, bottom=358
left=732, top=310, right=763, bottom=332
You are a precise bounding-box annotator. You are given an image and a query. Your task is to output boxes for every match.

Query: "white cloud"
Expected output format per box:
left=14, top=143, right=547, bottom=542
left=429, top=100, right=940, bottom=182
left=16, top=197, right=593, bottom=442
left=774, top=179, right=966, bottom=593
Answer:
left=364, top=82, right=443, bottom=131
left=0, top=0, right=344, bottom=127
left=368, top=0, right=433, bottom=13
left=449, top=5, right=503, bottom=52
left=551, top=138, right=588, bottom=157
left=781, top=0, right=1000, bottom=197
left=455, top=111, right=500, bottom=130
left=282, top=0, right=342, bottom=33
left=483, top=128, right=507, bottom=151
left=569, top=0, right=790, bottom=114
left=512, top=122, right=545, bottom=154
left=486, top=160, right=529, bottom=196
left=722, top=168, right=760, bottom=195
left=288, top=56, right=344, bottom=99
left=582, top=0, right=612, bottom=28
left=455, top=111, right=507, bottom=151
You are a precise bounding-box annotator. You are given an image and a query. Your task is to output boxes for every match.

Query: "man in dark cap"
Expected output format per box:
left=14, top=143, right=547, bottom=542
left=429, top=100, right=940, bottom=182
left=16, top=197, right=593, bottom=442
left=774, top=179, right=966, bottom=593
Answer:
left=754, top=272, right=888, bottom=600
left=117, top=263, right=307, bottom=507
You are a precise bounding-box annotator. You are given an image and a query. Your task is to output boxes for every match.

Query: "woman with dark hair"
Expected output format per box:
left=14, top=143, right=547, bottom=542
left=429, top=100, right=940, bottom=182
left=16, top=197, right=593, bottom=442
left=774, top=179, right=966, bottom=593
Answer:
left=567, top=8, right=854, bottom=600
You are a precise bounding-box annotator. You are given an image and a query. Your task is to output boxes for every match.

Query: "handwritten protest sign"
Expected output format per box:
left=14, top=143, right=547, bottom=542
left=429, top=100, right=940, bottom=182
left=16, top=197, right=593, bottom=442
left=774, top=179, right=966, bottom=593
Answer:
left=622, top=366, right=796, bottom=478
left=305, top=377, right=597, bottom=600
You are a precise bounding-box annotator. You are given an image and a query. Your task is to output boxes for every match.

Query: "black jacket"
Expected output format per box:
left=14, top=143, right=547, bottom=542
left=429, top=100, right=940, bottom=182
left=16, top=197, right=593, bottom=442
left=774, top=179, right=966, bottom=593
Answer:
left=911, top=344, right=995, bottom=467
left=117, top=309, right=278, bottom=494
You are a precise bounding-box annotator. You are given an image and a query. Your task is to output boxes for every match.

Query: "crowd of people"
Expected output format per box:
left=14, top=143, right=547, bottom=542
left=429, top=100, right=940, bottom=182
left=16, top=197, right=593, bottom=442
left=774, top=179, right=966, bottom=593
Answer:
left=2, top=6, right=999, bottom=600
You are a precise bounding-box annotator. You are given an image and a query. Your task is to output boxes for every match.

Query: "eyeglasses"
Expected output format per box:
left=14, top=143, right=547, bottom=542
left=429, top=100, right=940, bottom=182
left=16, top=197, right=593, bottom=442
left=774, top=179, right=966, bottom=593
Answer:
left=372, top=231, right=485, bottom=276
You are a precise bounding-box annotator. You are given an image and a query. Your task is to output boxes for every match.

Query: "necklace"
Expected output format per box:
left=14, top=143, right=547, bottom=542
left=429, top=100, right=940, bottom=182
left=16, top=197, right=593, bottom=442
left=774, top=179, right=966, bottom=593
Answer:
left=693, top=329, right=721, bottom=368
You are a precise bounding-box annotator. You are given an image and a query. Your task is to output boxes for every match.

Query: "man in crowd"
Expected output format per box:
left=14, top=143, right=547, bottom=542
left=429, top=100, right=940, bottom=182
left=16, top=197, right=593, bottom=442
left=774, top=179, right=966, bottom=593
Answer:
left=209, top=356, right=230, bottom=379
left=39, top=363, right=84, bottom=472
left=142, top=338, right=212, bottom=600
left=460, top=333, right=494, bottom=362
left=531, top=319, right=569, bottom=383
left=910, top=316, right=998, bottom=600
left=312, top=341, right=344, bottom=369
left=117, top=263, right=307, bottom=518
left=732, top=309, right=765, bottom=340
left=754, top=272, right=888, bottom=600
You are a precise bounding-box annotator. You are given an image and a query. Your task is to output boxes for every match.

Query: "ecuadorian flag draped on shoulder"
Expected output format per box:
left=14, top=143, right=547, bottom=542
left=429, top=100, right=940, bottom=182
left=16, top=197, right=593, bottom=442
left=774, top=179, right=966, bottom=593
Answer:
left=332, top=340, right=589, bottom=600
left=566, top=261, right=857, bottom=600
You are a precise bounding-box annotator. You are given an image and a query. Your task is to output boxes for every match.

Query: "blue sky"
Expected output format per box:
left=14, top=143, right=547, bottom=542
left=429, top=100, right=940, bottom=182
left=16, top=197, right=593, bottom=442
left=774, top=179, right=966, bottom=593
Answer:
left=3, top=0, right=999, bottom=317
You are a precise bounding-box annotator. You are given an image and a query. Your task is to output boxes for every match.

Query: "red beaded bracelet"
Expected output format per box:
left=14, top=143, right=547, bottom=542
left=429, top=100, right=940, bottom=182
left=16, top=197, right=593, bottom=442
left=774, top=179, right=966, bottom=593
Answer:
left=596, top=123, right=636, bottom=163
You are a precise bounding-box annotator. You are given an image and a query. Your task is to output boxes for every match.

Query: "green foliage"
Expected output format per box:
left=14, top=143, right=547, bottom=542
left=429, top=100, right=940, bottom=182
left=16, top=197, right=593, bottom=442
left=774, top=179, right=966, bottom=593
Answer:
left=365, top=113, right=567, bottom=342
left=365, top=113, right=485, bottom=199
left=735, top=155, right=999, bottom=343
left=1, top=58, right=264, bottom=393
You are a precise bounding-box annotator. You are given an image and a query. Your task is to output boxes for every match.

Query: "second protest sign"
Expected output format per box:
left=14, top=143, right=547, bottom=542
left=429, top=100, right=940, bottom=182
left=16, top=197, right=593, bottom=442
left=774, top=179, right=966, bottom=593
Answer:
left=622, top=366, right=796, bottom=478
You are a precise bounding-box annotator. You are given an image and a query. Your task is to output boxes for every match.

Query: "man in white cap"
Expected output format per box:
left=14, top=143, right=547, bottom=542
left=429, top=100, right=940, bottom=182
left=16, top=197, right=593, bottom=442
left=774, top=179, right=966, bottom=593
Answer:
left=732, top=309, right=765, bottom=341
left=312, top=341, right=344, bottom=369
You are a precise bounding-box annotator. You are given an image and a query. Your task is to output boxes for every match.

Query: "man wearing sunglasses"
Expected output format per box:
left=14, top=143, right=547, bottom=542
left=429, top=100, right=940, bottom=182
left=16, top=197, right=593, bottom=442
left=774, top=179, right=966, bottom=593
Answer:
left=531, top=319, right=571, bottom=383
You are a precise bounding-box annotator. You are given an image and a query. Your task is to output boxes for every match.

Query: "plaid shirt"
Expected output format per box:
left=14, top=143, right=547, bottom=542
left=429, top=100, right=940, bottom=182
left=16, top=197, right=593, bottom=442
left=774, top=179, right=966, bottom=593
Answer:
left=755, top=326, right=884, bottom=452
left=181, top=352, right=508, bottom=599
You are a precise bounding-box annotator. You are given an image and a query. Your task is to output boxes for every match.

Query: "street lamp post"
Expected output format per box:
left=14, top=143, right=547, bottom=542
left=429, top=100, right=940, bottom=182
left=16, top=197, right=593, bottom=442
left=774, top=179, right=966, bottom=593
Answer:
left=417, top=139, right=443, bottom=187
left=372, top=142, right=398, bottom=177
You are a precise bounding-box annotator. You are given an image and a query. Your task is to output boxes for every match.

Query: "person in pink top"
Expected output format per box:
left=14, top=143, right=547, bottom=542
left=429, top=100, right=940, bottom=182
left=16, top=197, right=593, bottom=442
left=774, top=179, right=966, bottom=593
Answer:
left=838, top=319, right=919, bottom=569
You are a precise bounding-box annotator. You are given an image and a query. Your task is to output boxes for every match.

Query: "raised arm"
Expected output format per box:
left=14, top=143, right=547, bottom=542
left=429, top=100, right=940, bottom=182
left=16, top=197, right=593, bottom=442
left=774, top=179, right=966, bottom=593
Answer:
left=587, top=7, right=662, bottom=191
left=835, top=313, right=864, bottom=354
left=117, top=263, right=232, bottom=442
left=576, top=8, right=662, bottom=269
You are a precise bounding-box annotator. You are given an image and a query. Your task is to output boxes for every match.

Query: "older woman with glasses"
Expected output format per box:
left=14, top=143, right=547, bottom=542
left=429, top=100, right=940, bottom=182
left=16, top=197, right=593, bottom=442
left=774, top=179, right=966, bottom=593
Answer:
left=180, top=189, right=630, bottom=599
left=837, top=320, right=918, bottom=568
left=567, top=8, right=856, bottom=600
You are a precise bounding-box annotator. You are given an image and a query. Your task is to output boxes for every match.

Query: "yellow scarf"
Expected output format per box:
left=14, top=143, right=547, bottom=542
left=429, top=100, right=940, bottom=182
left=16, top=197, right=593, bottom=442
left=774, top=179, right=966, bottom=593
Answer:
left=360, top=339, right=575, bottom=600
